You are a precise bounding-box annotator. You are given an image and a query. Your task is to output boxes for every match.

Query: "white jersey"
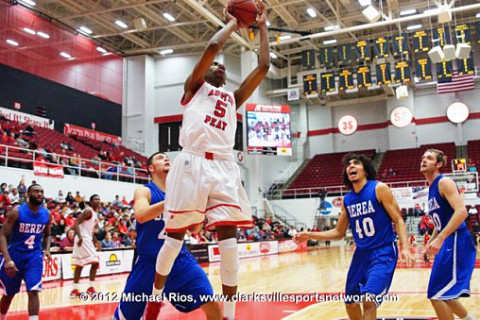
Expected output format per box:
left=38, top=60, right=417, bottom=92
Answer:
left=77, top=208, right=97, bottom=240
left=179, top=81, right=237, bottom=155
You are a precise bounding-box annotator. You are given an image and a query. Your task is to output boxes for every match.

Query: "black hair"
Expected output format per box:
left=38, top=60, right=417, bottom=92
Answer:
left=147, top=152, right=166, bottom=176
left=27, top=184, right=42, bottom=193
left=90, top=194, right=100, bottom=202
left=341, top=153, right=377, bottom=190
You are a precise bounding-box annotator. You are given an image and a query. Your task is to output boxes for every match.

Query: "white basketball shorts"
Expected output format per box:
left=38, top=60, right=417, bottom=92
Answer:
left=164, top=150, right=253, bottom=232
left=72, top=236, right=100, bottom=266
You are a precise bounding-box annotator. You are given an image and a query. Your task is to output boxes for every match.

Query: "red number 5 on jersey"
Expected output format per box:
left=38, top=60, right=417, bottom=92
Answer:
left=214, top=100, right=227, bottom=118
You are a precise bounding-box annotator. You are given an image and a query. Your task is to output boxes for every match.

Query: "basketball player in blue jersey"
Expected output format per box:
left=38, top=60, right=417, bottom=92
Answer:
left=421, top=149, right=476, bottom=320
left=295, top=154, right=412, bottom=320
left=113, top=152, right=221, bottom=320
left=0, top=184, right=51, bottom=320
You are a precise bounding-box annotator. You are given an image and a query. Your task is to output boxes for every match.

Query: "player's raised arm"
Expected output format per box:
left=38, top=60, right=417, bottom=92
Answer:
left=133, top=186, right=165, bottom=224
left=294, top=200, right=350, bottom=243
left=0, top=206, right=19, bottom=277
left=376, top=182, right=413, bottom=266
left=183, top=10, right=239, bottom=102
left=43, top=213, right=52, bottom=261
left=427, top=178, right=468, bottom=255
left=74, top=207, right=92, bottom=247
left=234, top=0, right=270, bottom=109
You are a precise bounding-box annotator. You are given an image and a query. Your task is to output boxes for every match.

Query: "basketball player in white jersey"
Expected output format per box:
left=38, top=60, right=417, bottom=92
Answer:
left=70, top=195, right=101, bottom=297
left=145, top=1, right=270, bottom=319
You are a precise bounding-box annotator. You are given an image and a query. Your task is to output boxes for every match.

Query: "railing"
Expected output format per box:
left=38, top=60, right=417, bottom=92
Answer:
left=0, top=144, right=150, bottom=184
left=268, top=180, right=430, bottom=199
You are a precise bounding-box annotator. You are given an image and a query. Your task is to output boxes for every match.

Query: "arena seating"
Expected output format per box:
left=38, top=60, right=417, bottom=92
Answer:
left=468, top=139, right=480, bottom=166
left=284, top=149, right=376, bottom=196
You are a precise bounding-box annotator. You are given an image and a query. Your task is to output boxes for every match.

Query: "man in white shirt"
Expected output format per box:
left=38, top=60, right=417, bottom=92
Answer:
left=468, top=206, right=478, bottom=218
left=8, top=188, right=19, bottom=203
left=54, top=190, right=65, bottom=203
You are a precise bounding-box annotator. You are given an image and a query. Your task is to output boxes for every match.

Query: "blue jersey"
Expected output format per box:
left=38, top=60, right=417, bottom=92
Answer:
left=135, top=182, right=188, bottom=259
left=344, top=180, right=395, bottom=250
left=427, top=174, right=466, bottom=232
left=9, top=203, right=49, bottom=252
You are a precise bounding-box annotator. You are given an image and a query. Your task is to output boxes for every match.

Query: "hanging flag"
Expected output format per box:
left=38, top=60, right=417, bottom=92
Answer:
left=303, top=74, right=319, bottom=97
left=301, top=50, right=316, bottom=69
left=457, top=52, right=475, bottom=76
left=339, top=68, right=355, bottom=91
left=432, top=26, right=452, bottom=47
left=391, top=34, right=409, bottom=58
left=320, top=72, right=336, bottom=93
left=454, top=24, right=471, bottom=44
left=415, top=57, right=433, bottom=81
left=436, top=60, right=453, bottom=83
left=376, top=63, right=392, bottom=85
left=395, top=61, right=411, bottom=83
left=437, top=71, right=474, bottom=94
left=413, top=30, right=431, bottom=53
left=357, top=65, right=372, bottom=88
left=337, top=44, right=353, bottom=65
left=319, top=47, right=335, bottom=68
left=373, top=37, right=390, bottom=59
left=356, top=40, right=371, bottom=62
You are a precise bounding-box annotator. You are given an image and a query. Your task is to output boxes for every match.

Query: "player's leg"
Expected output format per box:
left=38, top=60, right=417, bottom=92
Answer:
left=200, top=302, right=222, bottom=320
left=87, top=263, right=99, bottom=293
left=0, top=295, right=15, bottom=317
left=445, top=299, right=476, bottom=319
left=362, top=301, right=377, bottom=320
left=216, top=226, right=239, bottom=320
left=26, top=291, right=40, bottom=318
left=430, top=300, right=454, bottom=320
left=344, top=249, right=368, bottom=320
left=23, top=251, right=43, bottom=318
left=0, top=252, right=23, bottom=317
left=344, top=303, right=362, bottom=320
left=71, top=265, right=83, bottom=297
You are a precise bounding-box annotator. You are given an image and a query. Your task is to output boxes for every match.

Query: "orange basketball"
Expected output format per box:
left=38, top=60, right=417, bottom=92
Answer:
left=227, top=0, right=259, bottom=28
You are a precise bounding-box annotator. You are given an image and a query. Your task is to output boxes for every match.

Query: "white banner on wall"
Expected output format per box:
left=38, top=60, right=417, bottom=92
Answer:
left=42, top=255, right=62, bottom=281
left=0, top=106, right=54, bottom=129
left=208, top=241, right=279, bottom=262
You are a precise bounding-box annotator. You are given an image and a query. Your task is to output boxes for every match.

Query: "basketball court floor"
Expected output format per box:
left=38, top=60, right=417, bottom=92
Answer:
left=3, top=244, right=480, bottom=319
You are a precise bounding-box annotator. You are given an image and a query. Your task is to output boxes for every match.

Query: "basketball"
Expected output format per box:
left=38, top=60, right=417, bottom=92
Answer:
left=227, top=0, right=259, bottom=28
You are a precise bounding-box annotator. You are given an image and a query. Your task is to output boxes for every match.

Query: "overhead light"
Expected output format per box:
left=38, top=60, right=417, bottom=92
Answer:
left=414, top=77, right=420, bottom=83
left=323, top=39, right=337, bottom=45
left=60, top=52, right=72, bottom=59
left=96, top=47, right=108, bottom=54
left=37, top=31, right=50, bottom=39
left=115, top=20, right=128, bottom=29
left=358, top=0, right=371, bottom=7
left=306, top=8, right=317, bottom=18
left=266, top=21, right=271, bottom=27
left=159, top=49, right=173, bottom=55
left=407, top=24, right=422, bottom=31
left=278, top=34, right=291, bottom=41
left=163, top=12, right=175, bottom=22
left=270, top=52, right=278, bottom=59
left=6, top=39, right=19, bottom=46
left=400, top=9, right=417, bottom=16
left=23, top=27, right=36, bottom=35
left=324, top=25, right=339, bottom=31
left=18, top=0, right=36, bottom=6
left=424, top=7, right=440, bottom=15
left=476, top=13, right=480, bottom=18
left=362, top=5, right=381, bottom=22
left=79, top=26, right=93, bottom=34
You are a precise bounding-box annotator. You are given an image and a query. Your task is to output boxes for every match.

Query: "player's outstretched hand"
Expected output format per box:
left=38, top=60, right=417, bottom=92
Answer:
left=223, top=8, right=238, bottom=29
left=425, top=237, right=443, bottom=255
left=5, top=260, right=18, bottom=278
left=255, top=0, right=267, bottom=26
left=400, top=248, right=414, bottom=267
left=77, top=237, right=83, bottom=247
left=293, top=232, right=310, bottom=244
left=44, top=251, right=52, bottom=262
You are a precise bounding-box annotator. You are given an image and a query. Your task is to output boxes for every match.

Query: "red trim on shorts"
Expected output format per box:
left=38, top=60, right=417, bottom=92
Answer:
left=168, top=209, right=206, bottom=214
left=206, top=203, right=242, bottom=212
left=180, top=81, right=205, bottom=106
left=205, top=220, right=253, bottom=231
left=165, top=222, right=204, bottom=233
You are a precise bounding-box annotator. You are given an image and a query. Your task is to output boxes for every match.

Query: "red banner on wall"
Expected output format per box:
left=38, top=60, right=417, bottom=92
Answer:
left=64, top=124, right=121, bottom=145
left=33, top=161, right=64, bottom=178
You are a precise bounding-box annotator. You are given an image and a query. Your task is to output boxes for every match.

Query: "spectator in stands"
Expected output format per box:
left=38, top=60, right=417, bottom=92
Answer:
left=468, top=206, right=478, bottom=219
left=16, top=135, right=29, bottom=148
left=8, top=188, right=19, bottom=204
left=54, top=190, right=65, bottom=203
left=60, top=229, right=75, bottom=252
left=0, top=183, right=6, bottom=193
left=288, top=226, right=297, bottom=238
left=111, top=232, right=122, bottom=248
left=65, top=191, right=74, bottom=205
left=17, top=176, right=27, bottom=199
left=7, top=132, right=16, bottom=145
left=0, top=132, right=8, bottom=144
left=101, top=232, right=115, bottom=249
left=112, top=195, right=122, bottom=207
left=50, top=152, right=59, bottom=164
left=52, top=219, right=66, bottom=239
left=97, top=214, right=105, bottom=230
left=468, top=159, right=477, bottom=172
left=413, top=203, right=424, bottom=216
left=60, top=141, right=68, bottom=150
left=0, top=190, right=11, bottom=206
left=74, top=191, right=83, bottom=203
left=387, top=167, right=396, bottom=177
left=67, top=142, right=74, bottom=151
left=25, top=124, right=34, bottom=136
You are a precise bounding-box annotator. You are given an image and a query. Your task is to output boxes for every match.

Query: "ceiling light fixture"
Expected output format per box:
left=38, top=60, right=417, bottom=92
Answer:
left=115, top=20, right=128, bottom=29
left=163, top=13, right=175, bottom=22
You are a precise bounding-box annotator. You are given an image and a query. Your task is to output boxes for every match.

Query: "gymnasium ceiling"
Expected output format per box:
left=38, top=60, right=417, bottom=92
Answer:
left=11, top=0, right=480, bottom=66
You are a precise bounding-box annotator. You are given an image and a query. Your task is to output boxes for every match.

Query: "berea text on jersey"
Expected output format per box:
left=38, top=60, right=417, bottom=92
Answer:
left=19, top=223, right=46, bottom=234
left=346, top=200, right=376, bottom=218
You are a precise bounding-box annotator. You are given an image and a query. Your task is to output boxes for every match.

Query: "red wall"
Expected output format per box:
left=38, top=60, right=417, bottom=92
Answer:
left=0, top=3, right=123, bottom=104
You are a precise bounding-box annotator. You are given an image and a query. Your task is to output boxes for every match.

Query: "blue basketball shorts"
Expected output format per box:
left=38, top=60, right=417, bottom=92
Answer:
left=0, top=249, right=44, bottom=296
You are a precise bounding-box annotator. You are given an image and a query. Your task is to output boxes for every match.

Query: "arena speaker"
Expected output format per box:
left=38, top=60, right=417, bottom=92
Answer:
left=428, top=46, right=444, bottom=64
left=443, top=44, right=456, bottom=61
left=438, top=7, right=452, bottom=23
left=396, top=85, right=408, bottom=100
left=456, top=43, right=471, bottom=60
left=135, top=17, right=147, bottom=31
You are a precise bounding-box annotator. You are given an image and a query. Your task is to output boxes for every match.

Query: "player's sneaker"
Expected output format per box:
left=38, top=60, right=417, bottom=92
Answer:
left=86, top=287, right=97, bottom=295
left=70, top=289, right=80, bottom=298
left=144, top=301, right=163, bottom=320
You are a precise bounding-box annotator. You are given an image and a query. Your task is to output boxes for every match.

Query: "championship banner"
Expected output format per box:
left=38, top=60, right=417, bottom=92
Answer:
left=455, top=24, right=471, bottom=44
left=320, top=72, right=336, bottom=93
left=337, top=44, right=353, bottom=65
left=375, top=63, right=392, bottom=85
left=391, top=34, right=409, bottom=57
left=432, top=26, right=451, bottom=47
left=64, top=124, right=121, bottom=146
left=457, top=53, right=475, bottom=76
left=301, top=50, right=316, bottom=69
left=319, top=47, right=335, bottom=68
left=0, top=106, right=54, bottom=129
left=413, top=30, right=431, bottom=53
left=42, top=255, right=62, bottom=281
left=415, top=57, right=433, bottom=81
left=436, top=60, right=453, bottom=83
left=356, top=65, right=373, bottom=88
left=373, top=37, right=390, bottom=59
left=476, top=22, right=480, bottom=44
left=356, top=40, right=371, bottom=62
left=303, top=74, right=319, bottom=98
left=208, top=241, right=279, bottom=263
left=33, top=161, right=64, bottom=178
left=395, top=61, right=411, bottom=83
left=339, top=68, right=355, bottom=91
